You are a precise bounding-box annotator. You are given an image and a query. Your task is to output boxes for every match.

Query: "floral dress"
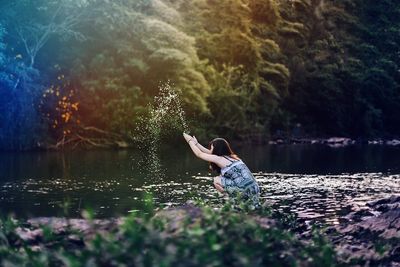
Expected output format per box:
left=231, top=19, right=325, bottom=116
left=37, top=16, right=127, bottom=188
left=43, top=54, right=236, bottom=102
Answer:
left=220, top=156, right=260, bottom=207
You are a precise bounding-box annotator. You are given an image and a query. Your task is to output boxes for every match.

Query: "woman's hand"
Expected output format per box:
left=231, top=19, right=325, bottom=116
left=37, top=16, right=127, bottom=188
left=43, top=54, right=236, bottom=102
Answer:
left=183, top=133, right=220, bottom=164
left=183, top=132, right=192, bottom=143
left=183, top=132, right=198, bottom=145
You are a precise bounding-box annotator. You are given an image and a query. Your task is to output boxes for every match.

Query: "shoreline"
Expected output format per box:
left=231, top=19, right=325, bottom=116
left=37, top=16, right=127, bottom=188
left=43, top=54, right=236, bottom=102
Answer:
left=267, top=137, right=400, bottom=147
left=3, top=137, right=400, bottom=152
left=3, top=195, right=400, bottom=266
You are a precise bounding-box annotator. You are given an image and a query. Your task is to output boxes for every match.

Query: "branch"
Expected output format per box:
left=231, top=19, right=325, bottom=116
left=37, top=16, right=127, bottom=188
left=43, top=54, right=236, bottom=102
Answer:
left=81, top=126, right=124, bottom=138
left=16, top=2, right=89, bottom=68
left=48, top=125, right=128, bottom=150
left=17, top=28, right=32, bottom=56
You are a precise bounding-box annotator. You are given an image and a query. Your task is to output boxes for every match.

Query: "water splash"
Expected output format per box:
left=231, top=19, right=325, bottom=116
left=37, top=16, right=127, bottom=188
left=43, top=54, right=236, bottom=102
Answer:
left=136, top=81, right=190, bottom=181
left=152, top=81, right=189, bottom=133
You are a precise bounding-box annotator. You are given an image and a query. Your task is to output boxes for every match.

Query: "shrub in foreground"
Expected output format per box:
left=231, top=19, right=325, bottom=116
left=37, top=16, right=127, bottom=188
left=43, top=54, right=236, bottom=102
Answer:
left=0, top=202, right=338, bottom=267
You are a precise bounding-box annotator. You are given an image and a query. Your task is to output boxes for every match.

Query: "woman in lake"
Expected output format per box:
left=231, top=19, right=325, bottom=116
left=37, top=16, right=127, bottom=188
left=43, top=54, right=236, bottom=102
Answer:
left=183, top=133, right=260, bottom=207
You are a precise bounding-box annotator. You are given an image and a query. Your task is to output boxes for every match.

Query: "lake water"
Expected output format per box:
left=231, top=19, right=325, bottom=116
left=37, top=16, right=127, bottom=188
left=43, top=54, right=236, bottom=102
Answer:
left=1, top=144, right=400, bottom=224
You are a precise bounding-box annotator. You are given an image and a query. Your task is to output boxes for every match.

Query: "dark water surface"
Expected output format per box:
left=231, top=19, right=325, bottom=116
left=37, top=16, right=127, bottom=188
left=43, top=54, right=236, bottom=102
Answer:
left=1, top=144, right=400, bottom=223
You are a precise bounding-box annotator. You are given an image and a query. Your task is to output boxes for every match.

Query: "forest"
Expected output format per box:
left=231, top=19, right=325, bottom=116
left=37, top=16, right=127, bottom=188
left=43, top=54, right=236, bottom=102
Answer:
left=0, top=0, right=399, bottom=150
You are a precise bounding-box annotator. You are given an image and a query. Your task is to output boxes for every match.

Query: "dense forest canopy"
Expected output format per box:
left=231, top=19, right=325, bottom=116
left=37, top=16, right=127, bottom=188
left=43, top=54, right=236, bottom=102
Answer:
left=0, top=0, right=399, bottom=150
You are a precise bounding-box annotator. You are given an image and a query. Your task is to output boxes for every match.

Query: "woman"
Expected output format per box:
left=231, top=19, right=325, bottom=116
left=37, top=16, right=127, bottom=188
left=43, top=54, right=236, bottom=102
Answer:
left=183, top=133, right=260, bottom=207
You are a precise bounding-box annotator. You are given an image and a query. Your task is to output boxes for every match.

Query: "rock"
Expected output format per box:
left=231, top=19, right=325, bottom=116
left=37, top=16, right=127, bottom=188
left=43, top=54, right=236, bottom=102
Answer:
left=253, top=216, right=276, bottom=229
left=367, top=195, right=400, bottom=207
left=358, top=209, right=400, bottom=237
left=155, top=203, right=277, bottom=233
left=326, top=137, right=355, bottom=147
left=335, top=243, right=387, bottom=263
left=380, top=228, right=400, bottom=239
left=276, top=139, right=285, bottom=144
left=15, top=227, right=43, bottom=242
left=327, top=137, right=353, bottom=144
left=154, top=204, right=204, bottom=233
left=368, top=140, right=384, bottom=145
left=338, top=199, right=400, bottom=238
left=297, top=211, right=324, bottom=219
left=331, top=195, right=400, bottom=265
left=392, top=217, right=400, bottom=229
left=344, top=209, right=377, bottom=222
left=269, top=137, right=400, bottom=147
left=27, top=217, right=123, bottom=233
left=386, top=139, right=400, bottom=146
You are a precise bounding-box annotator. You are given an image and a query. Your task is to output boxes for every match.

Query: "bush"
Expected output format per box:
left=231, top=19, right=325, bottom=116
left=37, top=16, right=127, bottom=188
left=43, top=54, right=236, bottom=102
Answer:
left=0, top=199, right=339, bottom=267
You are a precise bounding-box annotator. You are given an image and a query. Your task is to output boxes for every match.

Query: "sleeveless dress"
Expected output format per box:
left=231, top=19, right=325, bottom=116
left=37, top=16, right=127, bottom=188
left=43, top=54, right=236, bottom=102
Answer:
left=219, top=156, right=260, bottom=207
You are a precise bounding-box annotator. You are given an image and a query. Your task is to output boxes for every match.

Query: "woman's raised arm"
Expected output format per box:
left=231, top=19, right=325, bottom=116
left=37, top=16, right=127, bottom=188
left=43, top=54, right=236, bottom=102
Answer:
left=183, top=133, right=223, bottom=165
left=192, top=136, right=212, bottom=154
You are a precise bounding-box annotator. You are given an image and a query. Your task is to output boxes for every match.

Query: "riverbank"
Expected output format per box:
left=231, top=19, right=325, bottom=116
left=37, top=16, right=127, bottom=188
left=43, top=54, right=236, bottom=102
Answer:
left=292, top=195, right=400, bottom=266
left=327, top=195, right=400, bottom=265
left=1, top=195, right=399, bottom=266
left=30, top=136, right=400, bottom=152
left=268, top=137, right=400, bottom=148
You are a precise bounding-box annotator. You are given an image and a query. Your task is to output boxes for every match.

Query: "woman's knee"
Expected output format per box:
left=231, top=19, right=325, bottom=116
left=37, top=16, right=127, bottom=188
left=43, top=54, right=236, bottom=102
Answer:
left=213, top=176, right=224, bottom=192
left=213, top=176, right=222, bottom=186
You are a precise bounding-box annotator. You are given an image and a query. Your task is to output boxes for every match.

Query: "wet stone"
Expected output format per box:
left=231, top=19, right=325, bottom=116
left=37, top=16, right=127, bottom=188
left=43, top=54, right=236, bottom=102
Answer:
left=326, top=195, right=400, bottom=266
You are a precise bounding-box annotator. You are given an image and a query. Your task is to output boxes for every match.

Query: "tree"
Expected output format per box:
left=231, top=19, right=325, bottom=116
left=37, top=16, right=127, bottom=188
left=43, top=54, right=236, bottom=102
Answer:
left=275, top=0, right=400, bottom=137
left=0, top=0, right=94, bottom=149
left=71, top=0, right=211, bottom=138
left=167, top=0, right=289, bottom=139
left=0, top=22, right=43, bottom=150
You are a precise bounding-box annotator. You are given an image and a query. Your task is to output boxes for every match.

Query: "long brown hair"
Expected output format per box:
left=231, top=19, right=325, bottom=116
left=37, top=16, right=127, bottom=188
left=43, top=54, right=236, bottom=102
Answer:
left=209, top=138, right=239, bottom=174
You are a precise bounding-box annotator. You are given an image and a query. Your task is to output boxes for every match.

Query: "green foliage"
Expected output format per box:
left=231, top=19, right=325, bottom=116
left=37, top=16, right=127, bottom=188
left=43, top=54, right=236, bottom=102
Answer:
left=169, top=0, right=289, bottom=140
left=249, top=0, right=280, bottom=25
left=0, top=201, right=339, bottom=267
left=274, top=0, right=400, bottom=138
left=73, top=0, right=211, bottom=136
left=2, top=0, right=400, bottom=149
left=205, top=65, right=266, bottom=139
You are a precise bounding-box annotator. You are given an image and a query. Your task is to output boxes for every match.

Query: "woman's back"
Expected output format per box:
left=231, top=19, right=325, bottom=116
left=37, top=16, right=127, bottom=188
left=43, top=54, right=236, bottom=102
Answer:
left=219, top=156, right=260, bottom=206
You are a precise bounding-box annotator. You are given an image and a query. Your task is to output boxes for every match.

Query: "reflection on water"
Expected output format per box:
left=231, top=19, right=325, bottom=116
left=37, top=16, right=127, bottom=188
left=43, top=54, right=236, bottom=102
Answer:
left=256, top=172, right=400, bottom=225
left=0, top=145, right=399, bottom=221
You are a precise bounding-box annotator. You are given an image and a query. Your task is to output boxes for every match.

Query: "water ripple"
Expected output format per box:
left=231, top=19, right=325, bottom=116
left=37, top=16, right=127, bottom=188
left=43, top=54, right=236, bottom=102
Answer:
left=0, top=173, right=399, bottom=220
